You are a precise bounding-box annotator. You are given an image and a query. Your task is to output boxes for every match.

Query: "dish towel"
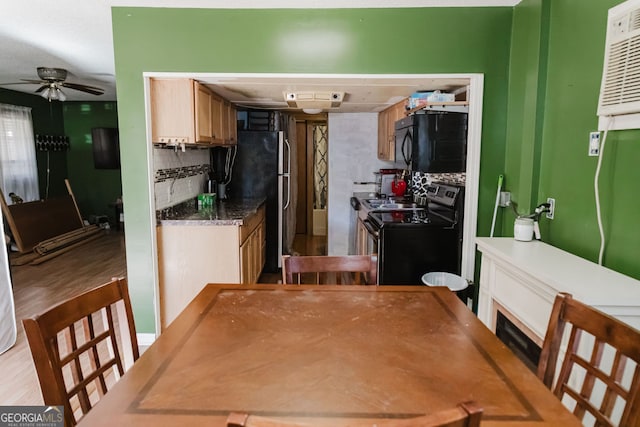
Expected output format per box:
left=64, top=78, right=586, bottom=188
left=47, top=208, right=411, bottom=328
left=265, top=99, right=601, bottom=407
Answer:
left=0, top=213, right=16, bottom=354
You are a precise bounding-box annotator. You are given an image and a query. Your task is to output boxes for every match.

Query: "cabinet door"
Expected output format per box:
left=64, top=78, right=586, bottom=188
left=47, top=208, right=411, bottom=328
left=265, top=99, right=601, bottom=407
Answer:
left=228, top=103, right=238, bottom=145
left=378, top=100, right=407, bottom=162
left=255, top=220, right=265, bottom=279
left=377, top=109, right=389, bottom=160
left=221, top=100, right=230, bottom=142
left=240, top=238, right=252, bottom=284
left=356, top=219, right=368, bottom=255
left=194, top=82, right=213, bottom=143
left=210, top=93, right=224, bottom=143
left=150, top=78, right=195, bottom=145
left=251, top=230, right=261, bottom=283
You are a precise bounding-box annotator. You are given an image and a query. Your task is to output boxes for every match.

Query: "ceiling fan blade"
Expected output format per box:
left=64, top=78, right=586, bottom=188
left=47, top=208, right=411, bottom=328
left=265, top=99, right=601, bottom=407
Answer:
left=35, top=85, right=47, bottom=93
left=61, top=82, right=104, bottom=95
left=20, top=79, right=46, bottom=84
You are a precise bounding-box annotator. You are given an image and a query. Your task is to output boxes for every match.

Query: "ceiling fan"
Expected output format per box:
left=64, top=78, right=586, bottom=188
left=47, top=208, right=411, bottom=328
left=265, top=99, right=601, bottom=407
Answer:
left=18, top=67, right=104, bottom=101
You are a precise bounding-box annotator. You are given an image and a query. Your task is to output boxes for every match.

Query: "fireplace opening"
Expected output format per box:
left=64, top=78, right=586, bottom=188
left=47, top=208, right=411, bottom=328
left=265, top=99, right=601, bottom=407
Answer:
left=495, top=311, right=541, bottom=373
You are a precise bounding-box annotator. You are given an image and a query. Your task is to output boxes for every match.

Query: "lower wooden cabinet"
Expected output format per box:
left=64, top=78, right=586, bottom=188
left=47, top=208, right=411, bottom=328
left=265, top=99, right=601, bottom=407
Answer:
left=157, top=205, right=266, bottom=329
left=240, top=219, right=265, bottom=284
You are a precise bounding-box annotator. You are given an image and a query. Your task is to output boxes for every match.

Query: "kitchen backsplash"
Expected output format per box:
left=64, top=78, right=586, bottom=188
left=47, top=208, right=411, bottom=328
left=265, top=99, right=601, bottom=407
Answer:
left=153, top=147, right=209, bottom=211
left=412, top=172, right=466, bottom=198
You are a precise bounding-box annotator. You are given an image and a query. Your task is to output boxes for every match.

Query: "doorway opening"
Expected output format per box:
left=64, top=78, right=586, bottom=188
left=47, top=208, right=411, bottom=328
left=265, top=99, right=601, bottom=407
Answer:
left=293, top=114, right=328, bottom=257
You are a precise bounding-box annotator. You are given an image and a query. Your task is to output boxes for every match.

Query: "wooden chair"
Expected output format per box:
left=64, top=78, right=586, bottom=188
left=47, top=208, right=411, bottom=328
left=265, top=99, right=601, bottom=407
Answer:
left=282, top=254, right=377, bottom=285
left=23, top=277, right=139, bottom=426
left=227, top=401, right=482, bottom=427
left=537, top=292, right=640, bottom=426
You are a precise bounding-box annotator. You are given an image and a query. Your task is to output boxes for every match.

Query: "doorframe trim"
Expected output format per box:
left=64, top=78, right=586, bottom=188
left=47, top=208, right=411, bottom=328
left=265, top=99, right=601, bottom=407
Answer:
left=143, top=72, right=484, bottom=333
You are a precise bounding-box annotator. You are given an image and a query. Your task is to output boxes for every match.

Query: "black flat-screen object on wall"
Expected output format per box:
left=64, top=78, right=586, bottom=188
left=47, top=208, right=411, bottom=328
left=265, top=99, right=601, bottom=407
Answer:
left=92, top=127, right=120, bottom=169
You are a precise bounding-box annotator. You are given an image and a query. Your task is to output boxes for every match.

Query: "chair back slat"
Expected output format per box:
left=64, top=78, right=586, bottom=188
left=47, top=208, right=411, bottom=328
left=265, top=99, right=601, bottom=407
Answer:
left=537, top=292, right=640, bottom=426
left=282, top=255, right=377, bottom=285
left=23, top=277, right=138, bottom=426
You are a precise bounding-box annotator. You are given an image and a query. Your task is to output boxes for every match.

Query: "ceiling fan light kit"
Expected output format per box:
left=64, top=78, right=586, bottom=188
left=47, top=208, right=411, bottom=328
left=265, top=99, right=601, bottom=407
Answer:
left=40, top=85, right=66, bottom=102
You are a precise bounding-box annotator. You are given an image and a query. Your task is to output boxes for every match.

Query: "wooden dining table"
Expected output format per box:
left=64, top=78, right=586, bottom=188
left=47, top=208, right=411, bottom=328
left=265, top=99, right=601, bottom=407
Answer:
left=78, top=284, right=581, bottom=426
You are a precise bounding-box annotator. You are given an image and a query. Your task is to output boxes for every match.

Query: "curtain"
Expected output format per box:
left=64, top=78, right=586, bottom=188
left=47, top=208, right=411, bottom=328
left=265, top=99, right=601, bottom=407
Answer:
left=313, top=124, right=328, bottom=209
left=0, top=104, right=39, bottom=203
left=0, top=211, right=15, bottom=354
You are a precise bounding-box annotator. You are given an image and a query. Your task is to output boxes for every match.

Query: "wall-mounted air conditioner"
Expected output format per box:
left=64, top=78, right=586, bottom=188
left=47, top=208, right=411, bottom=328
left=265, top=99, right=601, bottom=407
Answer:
left=598, top=0, right=640, bottom=119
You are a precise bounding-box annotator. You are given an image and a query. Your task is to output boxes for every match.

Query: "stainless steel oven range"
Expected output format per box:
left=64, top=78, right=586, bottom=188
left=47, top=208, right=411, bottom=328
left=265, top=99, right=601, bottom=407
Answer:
left=364, top=183, right=464, bottom=285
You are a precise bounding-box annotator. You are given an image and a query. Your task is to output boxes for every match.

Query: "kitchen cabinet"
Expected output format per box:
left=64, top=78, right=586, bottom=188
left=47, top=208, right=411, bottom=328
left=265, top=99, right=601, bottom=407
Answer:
left=150, top=77, right=237, bottom=146
left=214, top=100, right=238, bottom=145
left=195, top=81, right=213, bottom=143
left=156, top=204, right=265, bottom=329
left=226, top=102, right=238, bottom=145
left=377, top=99, right=407, bottom=161
left=239, top=207, right=266, bottom=284
left=355, top=218, right=371, bottom=256
left=150, top=78, right=196, bottom=145
left=210, top=91, right=224, bottom=143
left=355, top=206, right=374, bottom=256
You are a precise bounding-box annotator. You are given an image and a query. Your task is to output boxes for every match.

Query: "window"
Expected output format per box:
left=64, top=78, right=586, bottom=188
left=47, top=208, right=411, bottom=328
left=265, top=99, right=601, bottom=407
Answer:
left=0, top=104, right=39, bottom=203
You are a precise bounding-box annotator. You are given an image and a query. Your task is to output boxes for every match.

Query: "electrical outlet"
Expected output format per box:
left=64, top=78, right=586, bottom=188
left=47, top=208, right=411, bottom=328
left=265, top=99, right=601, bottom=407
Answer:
left=499, top=191, right=511, bottom=207
left=546, top=198, right=555, bottom=220
left=589, top=131, right=601, bottom=156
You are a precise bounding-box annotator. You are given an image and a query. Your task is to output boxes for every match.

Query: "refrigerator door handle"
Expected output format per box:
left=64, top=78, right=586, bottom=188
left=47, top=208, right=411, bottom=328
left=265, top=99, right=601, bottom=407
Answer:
left=284, top=137, right=291, bottom=175
left=283, top=137, right=292, bottom=209
left=283, top=173, right=291, bottom=210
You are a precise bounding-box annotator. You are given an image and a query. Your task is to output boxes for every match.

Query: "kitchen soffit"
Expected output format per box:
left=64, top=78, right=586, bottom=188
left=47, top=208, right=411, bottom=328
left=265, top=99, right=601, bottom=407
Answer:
left=199, top=75, right=470, bottom=113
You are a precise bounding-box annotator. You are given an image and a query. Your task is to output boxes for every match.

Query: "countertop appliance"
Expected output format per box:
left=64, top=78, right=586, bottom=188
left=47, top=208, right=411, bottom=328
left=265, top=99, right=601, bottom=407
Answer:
left=394, top=111, right=468, bottom=173
left=364, top=183, right=464, bottom=285
left=228, top=130, right=293, bottom=273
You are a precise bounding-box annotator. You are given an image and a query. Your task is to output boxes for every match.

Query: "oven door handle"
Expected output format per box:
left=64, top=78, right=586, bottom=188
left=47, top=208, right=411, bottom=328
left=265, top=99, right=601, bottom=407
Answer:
left=362, top=219, right=379, bottom=238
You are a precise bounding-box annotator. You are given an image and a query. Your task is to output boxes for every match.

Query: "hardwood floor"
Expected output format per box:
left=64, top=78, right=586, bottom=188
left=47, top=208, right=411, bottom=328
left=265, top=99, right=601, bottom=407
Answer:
left=0, top=230, right=127, bottom=406
left=1, top=231, right=326, bottom=405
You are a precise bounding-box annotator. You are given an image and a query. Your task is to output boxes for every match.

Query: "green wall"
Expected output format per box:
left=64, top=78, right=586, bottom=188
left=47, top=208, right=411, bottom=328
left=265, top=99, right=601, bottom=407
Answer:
left=505, top=0, right=640, bottom=279
left=63, top=102, right=122, bottom=224
left=0, top=88, right=68, bottom=198
left=112, top=7, right=514, bottom=332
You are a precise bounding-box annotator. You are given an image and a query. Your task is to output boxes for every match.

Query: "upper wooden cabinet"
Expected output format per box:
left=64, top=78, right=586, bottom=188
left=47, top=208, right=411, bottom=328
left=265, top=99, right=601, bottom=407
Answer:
left=377, top=99, right=407, bottom=161
left=150, top=78, right=237, bottom=146
left=195, top=81, right=213, bottom=144
left=150, top=78, right=195, bottom=145
left=210, top=92, right=224, bottom=143
left=224, top=102, right=238, bottom=145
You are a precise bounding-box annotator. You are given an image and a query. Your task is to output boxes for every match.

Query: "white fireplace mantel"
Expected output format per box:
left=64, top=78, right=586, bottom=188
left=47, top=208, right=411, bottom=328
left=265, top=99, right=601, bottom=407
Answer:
left=476, top=237, right=640, bottom=342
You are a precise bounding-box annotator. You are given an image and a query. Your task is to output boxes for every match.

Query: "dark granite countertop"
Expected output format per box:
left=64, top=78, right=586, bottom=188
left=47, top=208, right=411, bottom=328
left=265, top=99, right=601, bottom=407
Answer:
left=157, top=198, right=265, bottom=226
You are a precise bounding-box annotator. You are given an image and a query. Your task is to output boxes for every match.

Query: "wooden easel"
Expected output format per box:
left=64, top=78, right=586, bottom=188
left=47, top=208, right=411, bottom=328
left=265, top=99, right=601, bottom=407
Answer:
left=0, top=179, right=102, bottom=265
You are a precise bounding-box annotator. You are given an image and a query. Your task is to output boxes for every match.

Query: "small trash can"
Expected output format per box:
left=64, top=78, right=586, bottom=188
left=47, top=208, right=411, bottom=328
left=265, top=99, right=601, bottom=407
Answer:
left=421, top=272, right=469, bottom=292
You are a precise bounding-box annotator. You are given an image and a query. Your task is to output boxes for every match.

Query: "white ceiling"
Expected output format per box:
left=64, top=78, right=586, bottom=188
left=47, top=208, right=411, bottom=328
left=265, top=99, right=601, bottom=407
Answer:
left=0, top=0, right=520, bottom=109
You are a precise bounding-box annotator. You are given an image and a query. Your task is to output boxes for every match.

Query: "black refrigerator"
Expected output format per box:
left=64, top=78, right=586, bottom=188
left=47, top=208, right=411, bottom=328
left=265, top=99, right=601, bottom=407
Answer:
left=228, top=130, right=292, bottom=273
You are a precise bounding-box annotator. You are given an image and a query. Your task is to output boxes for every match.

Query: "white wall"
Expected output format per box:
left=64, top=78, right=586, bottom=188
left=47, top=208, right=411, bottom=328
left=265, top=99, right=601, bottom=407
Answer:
left=327, top=113, right=397, bottom=255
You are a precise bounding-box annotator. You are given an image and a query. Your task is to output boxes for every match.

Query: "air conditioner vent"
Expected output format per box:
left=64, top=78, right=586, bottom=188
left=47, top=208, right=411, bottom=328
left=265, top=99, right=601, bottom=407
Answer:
left=598, top=0, right=640, bottom=118
left=631, top=9, right=640, bottom=30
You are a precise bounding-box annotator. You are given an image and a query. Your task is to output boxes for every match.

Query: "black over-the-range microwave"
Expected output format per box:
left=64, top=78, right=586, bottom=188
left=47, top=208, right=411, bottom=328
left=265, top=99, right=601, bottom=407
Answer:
left=394, top=111, right=468, bottom=173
